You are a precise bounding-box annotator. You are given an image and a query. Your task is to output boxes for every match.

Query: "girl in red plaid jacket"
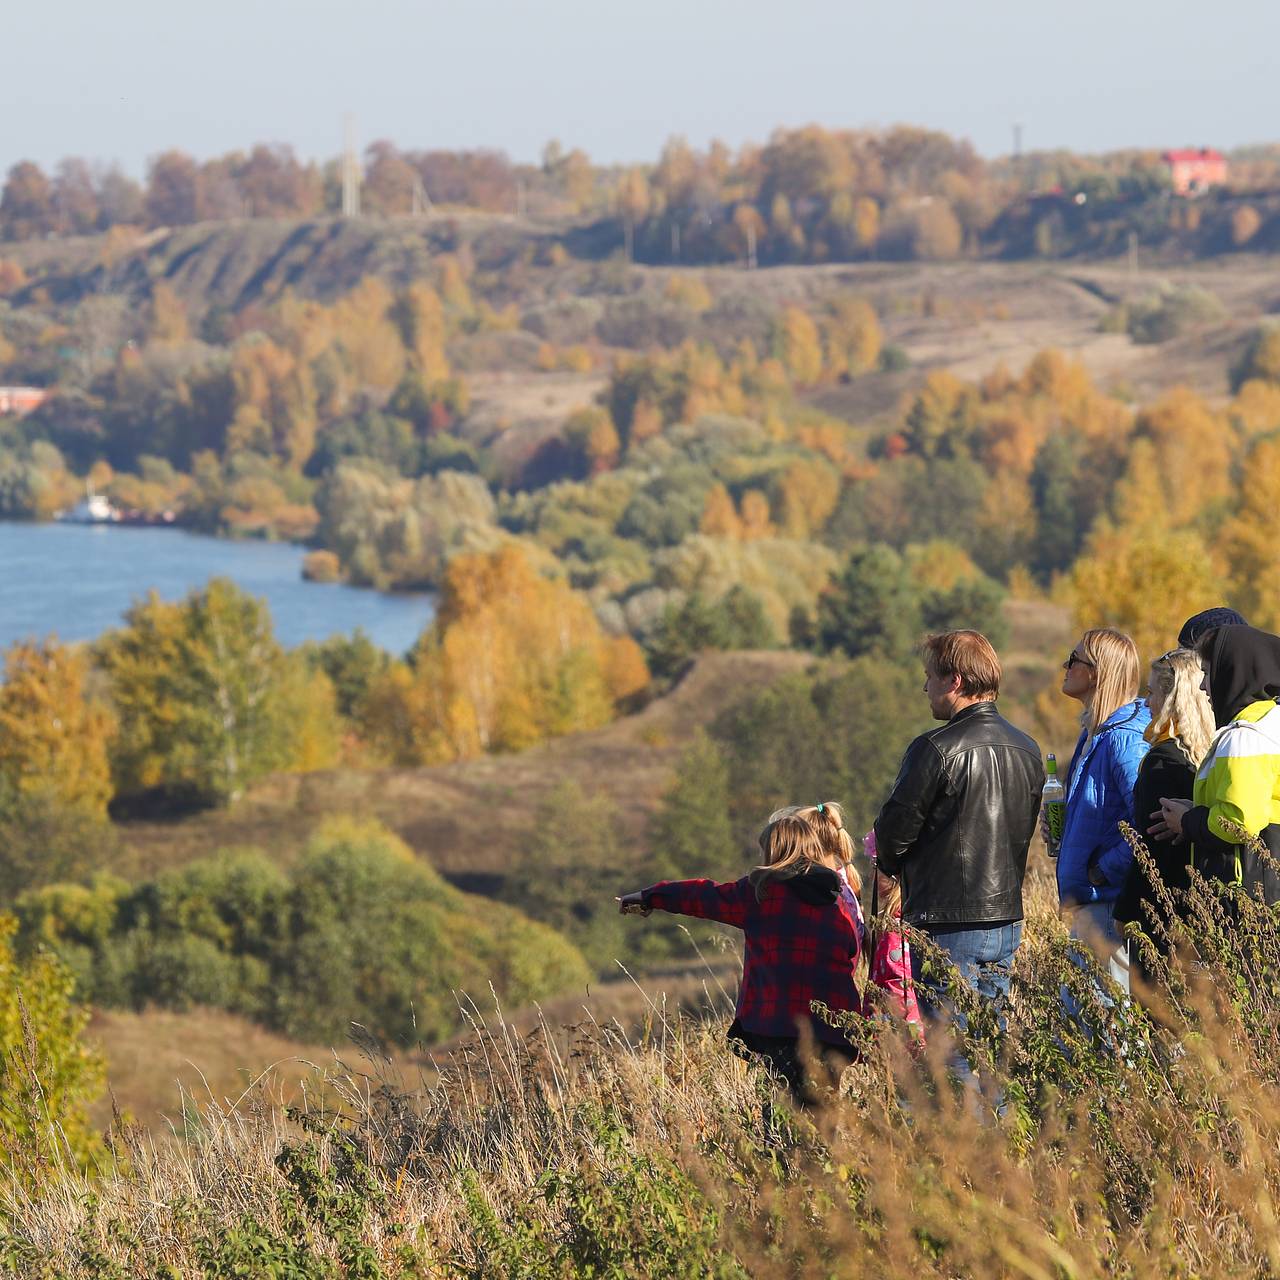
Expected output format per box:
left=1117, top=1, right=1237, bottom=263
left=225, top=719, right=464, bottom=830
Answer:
left=618, top=802, right=875, bottom=1096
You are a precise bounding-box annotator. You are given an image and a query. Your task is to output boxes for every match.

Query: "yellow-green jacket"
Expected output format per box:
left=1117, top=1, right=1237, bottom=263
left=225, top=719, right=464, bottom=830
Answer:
left=1184, top=699, right=1280, bottom=903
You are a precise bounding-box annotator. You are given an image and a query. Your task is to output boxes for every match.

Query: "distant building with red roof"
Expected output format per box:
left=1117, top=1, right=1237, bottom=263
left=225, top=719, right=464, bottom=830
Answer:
left=0, top=386, right=48, bottom=417
left=1162, top=148, right=1227, bottom=196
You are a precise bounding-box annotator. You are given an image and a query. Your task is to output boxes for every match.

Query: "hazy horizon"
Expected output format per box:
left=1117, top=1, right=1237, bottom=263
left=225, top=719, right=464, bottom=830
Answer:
left=4, top=0, right=1277, bottom=177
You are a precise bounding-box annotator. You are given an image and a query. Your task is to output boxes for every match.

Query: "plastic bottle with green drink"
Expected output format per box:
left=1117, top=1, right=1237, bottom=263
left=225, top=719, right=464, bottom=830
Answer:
left=1042, top=753, right=1065, bottom=858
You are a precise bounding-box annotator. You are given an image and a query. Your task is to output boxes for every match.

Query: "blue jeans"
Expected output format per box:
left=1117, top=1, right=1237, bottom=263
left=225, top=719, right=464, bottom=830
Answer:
left=912, top=921, right=1023, bottom=1020
left=912, top=921, right=1022, bottom=1086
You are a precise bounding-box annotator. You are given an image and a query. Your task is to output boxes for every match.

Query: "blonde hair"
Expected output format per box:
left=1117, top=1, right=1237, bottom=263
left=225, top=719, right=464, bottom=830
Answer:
left=876, top=873, right=903, bottom=919
left=751, top=801, right=861, bottom=898
left=1146, top=648, right=1214, bottom=766
left=1078, top=627, right=1141, bottom=737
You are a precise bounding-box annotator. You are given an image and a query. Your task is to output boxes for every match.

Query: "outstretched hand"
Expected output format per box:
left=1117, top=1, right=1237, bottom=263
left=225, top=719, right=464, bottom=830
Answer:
left=616, top=891, right=651, bottom=917
left=1149, top=798, right=1191, bottom=843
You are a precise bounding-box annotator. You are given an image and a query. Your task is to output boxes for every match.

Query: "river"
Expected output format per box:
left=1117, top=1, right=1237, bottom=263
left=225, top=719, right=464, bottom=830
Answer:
left=0, top=523, right=434, bottom=654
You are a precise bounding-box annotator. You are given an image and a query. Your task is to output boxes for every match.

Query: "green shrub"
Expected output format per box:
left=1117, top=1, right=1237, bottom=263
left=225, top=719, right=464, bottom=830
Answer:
left=0, top=916, right=104, bottom=1190
left=15, top=819, right=590, bottom=1048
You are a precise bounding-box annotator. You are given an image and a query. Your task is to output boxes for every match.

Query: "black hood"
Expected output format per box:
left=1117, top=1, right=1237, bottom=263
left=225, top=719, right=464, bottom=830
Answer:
left=781, top=863, right=842, bottom=905
left=1198, top=624, right=1280, bottom=727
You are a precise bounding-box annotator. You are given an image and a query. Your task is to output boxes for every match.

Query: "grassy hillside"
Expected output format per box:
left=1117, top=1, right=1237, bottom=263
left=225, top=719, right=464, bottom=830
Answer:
left=9, top=859, right=1280, bottom=1277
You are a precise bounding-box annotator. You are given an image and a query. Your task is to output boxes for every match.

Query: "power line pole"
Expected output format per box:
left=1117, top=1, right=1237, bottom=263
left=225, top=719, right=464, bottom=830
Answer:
left=342, top=114, right=361, bottom=218
left=411, top=174, right=432, bottom=217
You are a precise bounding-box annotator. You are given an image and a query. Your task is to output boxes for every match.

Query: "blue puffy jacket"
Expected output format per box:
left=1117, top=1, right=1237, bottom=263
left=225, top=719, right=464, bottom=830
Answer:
left=1057, top=699, right=1151, bottom=907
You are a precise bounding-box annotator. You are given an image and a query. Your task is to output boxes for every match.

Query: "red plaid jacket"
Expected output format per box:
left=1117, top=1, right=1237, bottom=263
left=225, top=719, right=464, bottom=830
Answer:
left=640, top=872, right=868, bottom=1044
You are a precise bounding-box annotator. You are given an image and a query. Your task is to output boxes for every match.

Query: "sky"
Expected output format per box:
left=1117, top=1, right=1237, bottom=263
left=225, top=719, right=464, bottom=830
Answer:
left=4, top=0, right=1276, bottom=176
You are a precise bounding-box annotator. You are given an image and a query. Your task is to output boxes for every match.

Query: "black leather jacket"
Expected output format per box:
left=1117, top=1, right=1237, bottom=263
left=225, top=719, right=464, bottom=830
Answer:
left=874, top=701, right=1043, bottom=929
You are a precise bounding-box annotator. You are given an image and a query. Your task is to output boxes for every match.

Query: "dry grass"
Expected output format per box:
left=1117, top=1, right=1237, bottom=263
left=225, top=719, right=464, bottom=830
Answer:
left=7, top=853, right=1280, bottom=1277
left=86, top=1008, right=345, bottom=1136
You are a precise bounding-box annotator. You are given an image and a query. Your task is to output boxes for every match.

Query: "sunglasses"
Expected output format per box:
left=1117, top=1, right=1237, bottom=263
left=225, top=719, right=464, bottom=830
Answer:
left=1063, top=651, right=1094, bottom=670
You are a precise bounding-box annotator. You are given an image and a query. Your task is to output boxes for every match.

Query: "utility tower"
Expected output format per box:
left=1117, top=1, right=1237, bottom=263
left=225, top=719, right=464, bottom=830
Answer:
left=410, top=174, right=432, bottom=217
left=342, top=115, right=361, bottom=218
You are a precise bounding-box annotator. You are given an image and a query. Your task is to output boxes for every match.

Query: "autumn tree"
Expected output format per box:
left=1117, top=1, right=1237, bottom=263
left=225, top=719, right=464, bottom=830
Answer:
left=772, top=307, right=823, bottom=385
left=0, top=640, right=113, bottom=819
left=96, top=579, right=318, bottom=806
left=617, top=168, right=651, bottom=261
left=51, top=158, right=99, bottom=235
left=1231, top=204, right=1262, bottom=247
left=228, top=337, right=318, bottom=467
left=1118, top=388, right=1231, bottom=530
left=910, top=200, right=964, bottom=259
left=700, top=483, right=743, bottom=539
left=0, top=162, right=53, bottom=240
left=362, top=140, right=418, bottom=214
left=1232, top=324, right=1280, bottom=391
left=563, top=406, right=621, bottom=475
left=147, top=282, right=190, bottom=344
left=1069, top=526, right=1220, bottom=664
left=772, top=458, right=840, bottom=539
left=145, top=151, right=202, bottom=225
left=823, top=296, right=883, bottom=378
left=1221, top=436, right=1280, bottom=632
left=365, top=545, right=647, bottom=764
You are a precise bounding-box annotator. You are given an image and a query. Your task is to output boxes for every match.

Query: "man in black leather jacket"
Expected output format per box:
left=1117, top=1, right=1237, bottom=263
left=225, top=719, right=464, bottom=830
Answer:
left=874, top=630, right=1043, bottom=1024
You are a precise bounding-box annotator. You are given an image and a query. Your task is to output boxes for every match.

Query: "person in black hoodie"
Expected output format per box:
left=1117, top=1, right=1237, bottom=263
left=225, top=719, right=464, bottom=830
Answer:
left=1177, top=607, right=1247, bottom=650
left=1151, top=625, right=1280, bottom=906
left=1113, top=648, right=1214, bottom=982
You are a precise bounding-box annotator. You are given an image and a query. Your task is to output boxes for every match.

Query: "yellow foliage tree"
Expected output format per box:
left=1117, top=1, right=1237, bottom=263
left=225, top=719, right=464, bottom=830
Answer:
left=373, top=546, right=648, bottom=764
left=663, top=274, right=713, bottom=313
left=823, top=297, right=882, bottom=378
left=700, top=484, right=743, bottom=539
left=1221, top=436, right=1280, bottom=632
left=739, top=489, right=775, bottom=541
left=773, top=459, right=840, bottom=539
left=1231, top=378, right=1280, bottom=438
left=1070, top=526, right=1221, bottom=665
left=147, top=281, right=189, bottom=344
left=0, top=640, right=113, bottom=818
left=331, top=277, right=406, bottom=394
left=1124, top=387, right=1232, bottom=529
left=602, top=634, right=651, bottom=705
left=395, top=283, right=450, bottom=382
left=773, top=306, right=823, bottom=386
left=630, top=398, right=663, bottom=443
left=230, top=338, right=319, bottom=468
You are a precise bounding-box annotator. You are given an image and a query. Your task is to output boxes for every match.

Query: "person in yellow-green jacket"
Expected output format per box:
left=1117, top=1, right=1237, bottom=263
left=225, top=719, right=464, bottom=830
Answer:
left=1151, top=624, right=1280, bottom=905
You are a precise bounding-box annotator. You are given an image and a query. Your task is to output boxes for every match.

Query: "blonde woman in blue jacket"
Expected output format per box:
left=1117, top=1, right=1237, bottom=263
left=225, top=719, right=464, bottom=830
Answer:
left=1056, top=627, right=1151, bottom=994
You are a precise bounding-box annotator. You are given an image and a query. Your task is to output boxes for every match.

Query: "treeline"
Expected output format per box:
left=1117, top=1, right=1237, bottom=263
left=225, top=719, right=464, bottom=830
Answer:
left=6, top=126, right=1280, bottom=261
left=0, top=143, right=519, bottom=240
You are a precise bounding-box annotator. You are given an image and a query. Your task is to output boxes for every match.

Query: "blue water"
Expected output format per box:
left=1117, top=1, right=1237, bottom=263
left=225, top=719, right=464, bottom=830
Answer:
left=0, top=523, right=434, bottom=655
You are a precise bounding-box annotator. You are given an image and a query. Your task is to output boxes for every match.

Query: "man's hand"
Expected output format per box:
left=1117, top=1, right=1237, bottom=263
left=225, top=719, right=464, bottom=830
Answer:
left=1149, top=798, right=1192, bottom=843
left=616, top=891, right=651, bottom=917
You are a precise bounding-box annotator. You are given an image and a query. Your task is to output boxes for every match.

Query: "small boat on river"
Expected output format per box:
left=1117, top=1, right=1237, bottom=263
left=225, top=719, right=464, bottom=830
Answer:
left=58, top=489, right=120, bottom=524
